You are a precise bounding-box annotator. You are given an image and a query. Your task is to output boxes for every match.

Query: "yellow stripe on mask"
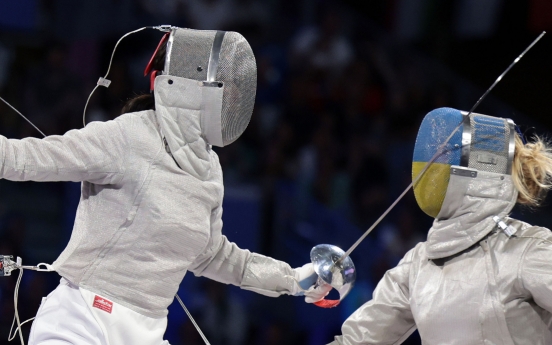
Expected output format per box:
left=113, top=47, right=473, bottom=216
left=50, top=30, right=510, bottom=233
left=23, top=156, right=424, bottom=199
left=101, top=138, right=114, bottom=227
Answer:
left=412, top=162, right=451, bottom=218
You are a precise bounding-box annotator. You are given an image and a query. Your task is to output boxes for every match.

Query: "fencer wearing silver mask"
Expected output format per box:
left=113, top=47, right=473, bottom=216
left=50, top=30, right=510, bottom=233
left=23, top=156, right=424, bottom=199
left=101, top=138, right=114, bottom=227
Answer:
left=0, top=27, right=330, bottom=345
left=329, top=108, right=552, bottom=345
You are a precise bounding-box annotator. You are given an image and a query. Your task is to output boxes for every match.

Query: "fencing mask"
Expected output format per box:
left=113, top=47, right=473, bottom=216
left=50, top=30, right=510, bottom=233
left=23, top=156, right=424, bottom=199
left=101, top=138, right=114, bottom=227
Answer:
left=412, top=107, right=516, bottom=217
left=145, top=27, right=257, bottom=147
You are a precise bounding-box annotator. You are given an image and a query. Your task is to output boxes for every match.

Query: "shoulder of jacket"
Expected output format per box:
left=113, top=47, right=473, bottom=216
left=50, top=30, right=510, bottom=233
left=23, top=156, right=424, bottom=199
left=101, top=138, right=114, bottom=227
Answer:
left=115, top=110, right=156, bottom=125
left=518, top=226, right=552, bottom=242
left=114, top=110, right=161, bottom=137
left=207, top=149, right=224, bottom=183
left=508, top=217, right=552, bottom=239
left=209, top=148, right=220, bottom=166
left=413, top=241, right=428, bottom=257
left=398, top=241, right=426, bottom=265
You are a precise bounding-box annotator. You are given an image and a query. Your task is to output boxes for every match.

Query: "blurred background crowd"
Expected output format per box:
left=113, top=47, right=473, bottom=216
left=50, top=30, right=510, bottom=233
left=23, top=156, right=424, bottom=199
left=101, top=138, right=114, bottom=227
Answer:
left=1, top=0, right=552, bottom=344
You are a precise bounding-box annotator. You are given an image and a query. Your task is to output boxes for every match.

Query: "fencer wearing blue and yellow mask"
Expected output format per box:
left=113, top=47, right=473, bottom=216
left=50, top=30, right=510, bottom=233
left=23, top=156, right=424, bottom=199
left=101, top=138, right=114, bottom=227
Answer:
left=329, top=107, right=552, bottom=345
left=413, top=107, right=517, bottom=257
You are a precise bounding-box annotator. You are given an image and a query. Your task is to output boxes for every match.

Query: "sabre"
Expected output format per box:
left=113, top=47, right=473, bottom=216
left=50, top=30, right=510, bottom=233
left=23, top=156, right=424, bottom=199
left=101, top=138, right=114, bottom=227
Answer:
left=336, top=31, right=546, bottom=265
left=0, top=96, right=46, bottom=137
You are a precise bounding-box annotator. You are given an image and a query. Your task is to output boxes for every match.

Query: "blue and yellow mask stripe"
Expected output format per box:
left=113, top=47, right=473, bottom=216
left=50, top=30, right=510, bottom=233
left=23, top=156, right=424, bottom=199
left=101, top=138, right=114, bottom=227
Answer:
left=412, top=108, right=463, bottom=217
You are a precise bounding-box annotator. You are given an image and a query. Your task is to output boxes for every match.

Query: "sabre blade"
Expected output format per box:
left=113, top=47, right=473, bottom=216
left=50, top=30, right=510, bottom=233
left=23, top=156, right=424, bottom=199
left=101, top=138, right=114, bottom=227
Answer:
left=175, top=294, right=211, bottom=345
left=337, top=31, right=546, bottom=264
left=0, top=96, right=46, bottom=137
left=466, top=30, right=545, bottom=117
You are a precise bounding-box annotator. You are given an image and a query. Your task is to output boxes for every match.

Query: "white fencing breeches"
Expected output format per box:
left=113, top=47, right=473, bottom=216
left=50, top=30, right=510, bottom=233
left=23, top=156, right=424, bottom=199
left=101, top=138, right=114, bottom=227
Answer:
left=29, top=278, right=170, bottom=345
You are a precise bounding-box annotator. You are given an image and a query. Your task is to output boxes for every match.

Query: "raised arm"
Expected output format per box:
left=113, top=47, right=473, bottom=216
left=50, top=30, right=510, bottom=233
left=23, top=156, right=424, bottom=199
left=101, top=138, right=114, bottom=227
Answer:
left=0, top=118, right=129, bottom=184
left=329, top=248, right=416, bottom=345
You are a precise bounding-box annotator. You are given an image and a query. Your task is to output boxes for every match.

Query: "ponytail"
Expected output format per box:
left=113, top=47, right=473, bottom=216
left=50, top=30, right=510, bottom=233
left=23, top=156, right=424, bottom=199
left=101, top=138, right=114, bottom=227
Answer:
left=512, top=134, right=552, bottom=207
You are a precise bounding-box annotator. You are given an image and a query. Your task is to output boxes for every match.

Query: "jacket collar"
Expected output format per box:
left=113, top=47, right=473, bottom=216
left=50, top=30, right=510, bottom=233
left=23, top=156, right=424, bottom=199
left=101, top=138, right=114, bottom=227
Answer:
left=426, top=167, right=518, bottom=259
left=153, top=75, right=213, bottom=180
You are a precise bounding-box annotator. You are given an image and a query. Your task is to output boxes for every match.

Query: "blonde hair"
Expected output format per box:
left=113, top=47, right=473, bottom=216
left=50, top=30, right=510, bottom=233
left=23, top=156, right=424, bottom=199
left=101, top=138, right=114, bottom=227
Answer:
left=512, top=134, right=552, bottom=206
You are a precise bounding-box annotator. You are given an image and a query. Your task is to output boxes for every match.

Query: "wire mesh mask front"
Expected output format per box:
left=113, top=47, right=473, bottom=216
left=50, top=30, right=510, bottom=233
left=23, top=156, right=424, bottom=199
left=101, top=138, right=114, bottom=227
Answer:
left=467, top=114, right=512, bottom=175
left=165, top=28, right=257, bottom=146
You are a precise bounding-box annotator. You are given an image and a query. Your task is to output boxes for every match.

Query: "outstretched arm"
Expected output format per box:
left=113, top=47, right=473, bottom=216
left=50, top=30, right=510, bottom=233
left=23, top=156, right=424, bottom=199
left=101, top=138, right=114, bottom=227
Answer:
left=329, top=248, right=416, bottom=345
left=188, top=204, right=328, bottom=300
left=0, top=118, right=129, bottom=184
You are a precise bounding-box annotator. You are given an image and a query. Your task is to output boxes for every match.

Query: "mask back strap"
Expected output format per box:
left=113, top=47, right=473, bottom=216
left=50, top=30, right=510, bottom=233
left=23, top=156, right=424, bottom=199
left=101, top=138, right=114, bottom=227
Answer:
left=150, top=70, right=159, bottom=93
left=144, top=32, right=170, bottom=77
left=515, top=125, right=527, bottom=145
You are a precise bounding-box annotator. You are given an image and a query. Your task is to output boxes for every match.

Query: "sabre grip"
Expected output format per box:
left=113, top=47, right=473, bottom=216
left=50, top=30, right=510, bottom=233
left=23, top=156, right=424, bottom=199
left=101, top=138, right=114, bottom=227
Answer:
left=313, top=278, right=341, bottom=308
left=314, top=299, right=341, bottom=308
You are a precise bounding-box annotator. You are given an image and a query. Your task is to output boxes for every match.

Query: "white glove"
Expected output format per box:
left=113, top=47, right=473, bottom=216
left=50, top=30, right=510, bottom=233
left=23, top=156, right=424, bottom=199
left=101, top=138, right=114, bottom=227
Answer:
left=291, top=263, right=332, bottom=303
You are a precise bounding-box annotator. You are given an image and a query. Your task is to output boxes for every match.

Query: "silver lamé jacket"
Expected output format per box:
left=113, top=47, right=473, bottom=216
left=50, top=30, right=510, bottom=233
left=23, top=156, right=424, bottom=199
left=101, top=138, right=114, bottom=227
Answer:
left=330, top=168, right=552, bottom=344
left=0, top=75, right=294, bottom=318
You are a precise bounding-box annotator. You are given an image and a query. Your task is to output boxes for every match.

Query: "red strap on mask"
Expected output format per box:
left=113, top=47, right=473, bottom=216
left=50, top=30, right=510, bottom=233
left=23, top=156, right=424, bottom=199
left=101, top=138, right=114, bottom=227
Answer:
left=149, top=70, right=159, bottom=92
left=144, top=32, right=170, bottom=76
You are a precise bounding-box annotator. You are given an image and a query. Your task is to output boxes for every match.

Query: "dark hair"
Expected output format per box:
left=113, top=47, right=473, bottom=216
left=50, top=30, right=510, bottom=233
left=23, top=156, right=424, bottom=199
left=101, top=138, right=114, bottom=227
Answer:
left=120, top=94, right=156, bottom=114
left=121, top=39, right=167, bottom=114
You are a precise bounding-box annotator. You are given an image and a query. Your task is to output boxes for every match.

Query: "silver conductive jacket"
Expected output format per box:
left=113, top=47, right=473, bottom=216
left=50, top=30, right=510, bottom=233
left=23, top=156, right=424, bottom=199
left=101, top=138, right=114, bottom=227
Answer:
left=330, top=169, right=552, bottom=344
left=0, top=75, right=297, bottom=318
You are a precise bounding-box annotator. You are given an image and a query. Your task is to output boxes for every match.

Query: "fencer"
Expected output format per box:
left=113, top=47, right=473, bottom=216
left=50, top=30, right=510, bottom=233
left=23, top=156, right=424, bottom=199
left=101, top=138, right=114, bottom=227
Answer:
left=0, top=27, right=330, bottom=345
left=329, top=107, right=552, bottom=344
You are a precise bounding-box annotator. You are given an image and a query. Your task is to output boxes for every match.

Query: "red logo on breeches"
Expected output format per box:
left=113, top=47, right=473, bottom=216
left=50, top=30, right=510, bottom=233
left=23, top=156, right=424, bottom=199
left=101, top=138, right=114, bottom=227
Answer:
left=93, top=295, right=113, bottom=314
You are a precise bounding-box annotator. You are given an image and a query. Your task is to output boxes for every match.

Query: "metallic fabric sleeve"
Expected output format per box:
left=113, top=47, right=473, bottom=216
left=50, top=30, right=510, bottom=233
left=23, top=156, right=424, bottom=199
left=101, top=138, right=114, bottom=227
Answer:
left=239, top=253, right=296, bottom=297
left=190, top=235, right=296, bottom=297
left=188, top=203, right=251, bottom=286
left=189, top=200, right=296, bottom=296
left=332, top=248, right=417, bottom=345
left=0, top=118, right=128, bottom=184
left=519, top=229, right=552, bottom=313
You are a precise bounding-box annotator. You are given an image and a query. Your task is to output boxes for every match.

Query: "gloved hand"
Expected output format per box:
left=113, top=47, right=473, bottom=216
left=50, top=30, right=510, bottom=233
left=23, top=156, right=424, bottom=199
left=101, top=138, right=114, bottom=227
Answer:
left=291, top=263, right=332, bottom=303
